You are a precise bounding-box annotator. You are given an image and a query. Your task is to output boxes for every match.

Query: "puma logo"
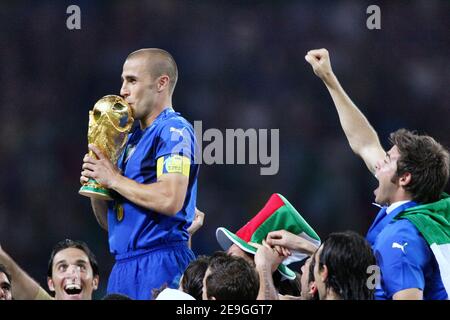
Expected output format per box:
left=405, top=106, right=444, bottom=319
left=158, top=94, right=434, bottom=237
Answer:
left=170, top=127, right=186, bottom=137
left=392, top=242, right=408, bottom=254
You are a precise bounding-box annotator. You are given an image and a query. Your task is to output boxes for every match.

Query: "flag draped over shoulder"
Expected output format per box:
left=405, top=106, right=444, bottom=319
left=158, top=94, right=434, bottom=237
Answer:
left=396, top=193, right=450, bottom=297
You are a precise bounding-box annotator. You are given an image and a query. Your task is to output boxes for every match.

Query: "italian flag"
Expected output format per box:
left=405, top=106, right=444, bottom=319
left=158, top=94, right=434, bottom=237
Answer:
left=216, top=193, right=321, bottom=279
left=397, top=193, right=450, bottom=298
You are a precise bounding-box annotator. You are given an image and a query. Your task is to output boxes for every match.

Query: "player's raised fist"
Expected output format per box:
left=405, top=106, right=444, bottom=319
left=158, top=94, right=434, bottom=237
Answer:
left=305, top=48, right=333, bottom=81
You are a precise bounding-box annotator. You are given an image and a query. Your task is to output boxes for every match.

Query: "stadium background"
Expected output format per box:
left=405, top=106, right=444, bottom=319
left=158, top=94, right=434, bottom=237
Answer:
left=0, top=0, right=449, bottom=298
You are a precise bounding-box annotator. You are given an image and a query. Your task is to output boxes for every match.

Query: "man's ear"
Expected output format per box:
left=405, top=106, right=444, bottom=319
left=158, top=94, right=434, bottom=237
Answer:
left=320, top=265, right=328, bottom=282
left=309, top=281, right=318, bottom=295
left=157, top=75, right=170, bottom=92
left=92, top=275, right=99, bottom=290
left=399, top=172, right=412, bottom=187
left=47, top=277, right=55, bottom=292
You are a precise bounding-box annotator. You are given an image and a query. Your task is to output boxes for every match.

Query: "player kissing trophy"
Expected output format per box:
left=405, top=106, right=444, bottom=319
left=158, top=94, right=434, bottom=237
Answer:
left=79, top=95, right=134, bottom=200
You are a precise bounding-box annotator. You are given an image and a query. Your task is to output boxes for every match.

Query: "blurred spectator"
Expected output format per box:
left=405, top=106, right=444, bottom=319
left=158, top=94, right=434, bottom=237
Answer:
left=202, top=251, right=259, bottom=300
left=0, top=264, right=13, bottom=300
left=314, top=231, right=376, bottom=300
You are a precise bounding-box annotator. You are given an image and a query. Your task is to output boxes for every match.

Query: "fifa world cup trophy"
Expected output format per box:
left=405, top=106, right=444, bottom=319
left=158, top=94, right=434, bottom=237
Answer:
left=79, top=95, right=134, bottom=200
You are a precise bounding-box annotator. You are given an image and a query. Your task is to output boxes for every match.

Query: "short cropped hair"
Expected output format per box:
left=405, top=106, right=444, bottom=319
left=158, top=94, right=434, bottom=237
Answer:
left=127, top=48, right=178, bottom=95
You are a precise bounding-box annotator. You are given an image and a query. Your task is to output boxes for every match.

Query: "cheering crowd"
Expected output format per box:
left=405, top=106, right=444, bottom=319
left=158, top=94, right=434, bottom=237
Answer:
left=1, top=47, right=449, bottom=301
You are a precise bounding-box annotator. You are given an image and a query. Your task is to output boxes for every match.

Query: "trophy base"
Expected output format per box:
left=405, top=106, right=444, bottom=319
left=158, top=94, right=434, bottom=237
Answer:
left=79, top=179, right=113, bottom=201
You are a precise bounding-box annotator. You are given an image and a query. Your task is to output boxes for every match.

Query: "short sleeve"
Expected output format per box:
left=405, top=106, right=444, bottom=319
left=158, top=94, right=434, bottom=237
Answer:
left=377, top=219, right=431, bottom=298
left=156, top=118, right=196, bottom=162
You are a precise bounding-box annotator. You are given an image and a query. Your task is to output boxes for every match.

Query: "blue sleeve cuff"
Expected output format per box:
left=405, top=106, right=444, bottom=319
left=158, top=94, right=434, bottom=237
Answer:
left=382, top=261, right=425, bottom=298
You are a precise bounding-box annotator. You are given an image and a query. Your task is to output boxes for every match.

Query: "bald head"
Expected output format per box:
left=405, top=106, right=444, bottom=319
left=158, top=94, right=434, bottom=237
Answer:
left=127, top=48, right=178, bottom=95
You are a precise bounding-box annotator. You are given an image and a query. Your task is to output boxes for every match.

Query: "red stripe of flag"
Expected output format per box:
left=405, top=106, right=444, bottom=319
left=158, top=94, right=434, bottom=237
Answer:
left=236, top=193, right=284, bottom=242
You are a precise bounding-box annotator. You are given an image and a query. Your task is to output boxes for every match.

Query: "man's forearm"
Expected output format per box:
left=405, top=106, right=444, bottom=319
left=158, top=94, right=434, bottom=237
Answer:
left=323, top=73, right=381, bottom=155
left=90, top=198, right=108, bottom=231
left=305, top=49, right=385, bottom=173
left=393, top=288, right=423, bottom=300
left=292, top=241, right=319, bottom=256
left=321, top=72, right=385, bottom=173
left=256, top=264, right=279, bottom=300
left=0, top=249, right=42, bottom=300
left=110, top=175, right=187, bottom=216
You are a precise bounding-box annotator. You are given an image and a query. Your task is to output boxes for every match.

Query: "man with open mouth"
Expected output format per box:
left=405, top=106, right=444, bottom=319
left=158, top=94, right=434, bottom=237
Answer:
left=0, top=239, right=99, bottom=300
left=305, top=48, right=450, bottom=300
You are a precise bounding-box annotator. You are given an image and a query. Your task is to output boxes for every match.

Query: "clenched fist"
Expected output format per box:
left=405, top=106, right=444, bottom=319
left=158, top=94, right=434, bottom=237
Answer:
left=305, top=48, right=334, bottom=84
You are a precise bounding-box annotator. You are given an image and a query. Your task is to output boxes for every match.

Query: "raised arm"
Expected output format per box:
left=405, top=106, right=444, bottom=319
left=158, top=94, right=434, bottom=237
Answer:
left=0, top=245, right=49, bottom=300
left=305, top=48, right=385, bottom=174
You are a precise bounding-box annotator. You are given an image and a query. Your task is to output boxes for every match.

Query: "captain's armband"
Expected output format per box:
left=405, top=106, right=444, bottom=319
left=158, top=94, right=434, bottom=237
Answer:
left=157, top=155, right=191, bottom=178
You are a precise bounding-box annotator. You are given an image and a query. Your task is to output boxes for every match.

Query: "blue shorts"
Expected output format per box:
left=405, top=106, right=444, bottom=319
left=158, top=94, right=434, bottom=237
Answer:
left=107, top=241, right=195, bottom=300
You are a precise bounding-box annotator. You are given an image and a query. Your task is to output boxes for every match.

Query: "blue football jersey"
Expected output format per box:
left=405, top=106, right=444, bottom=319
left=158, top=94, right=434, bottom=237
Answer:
left=107, top=108, right=199, bottom=254
left=367, top=202, right=447, bottom=300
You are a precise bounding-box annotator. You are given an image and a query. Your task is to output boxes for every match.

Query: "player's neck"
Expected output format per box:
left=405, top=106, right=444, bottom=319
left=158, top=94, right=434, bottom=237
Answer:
left=388, top=190, right=413, bottom=205
left=140, top=98, right=173, bottom=129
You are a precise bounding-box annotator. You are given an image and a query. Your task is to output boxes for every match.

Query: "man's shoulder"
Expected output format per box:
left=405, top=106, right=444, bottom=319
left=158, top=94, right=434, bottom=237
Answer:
left=381, top=219, right=421, bottom=240
left=388, top=218, right=418, bottom=231
left=156, top=113, right=195, bottom=142
left=378, top=218, right=429, bottom=253
left=161, top=111, right=192, bottom=126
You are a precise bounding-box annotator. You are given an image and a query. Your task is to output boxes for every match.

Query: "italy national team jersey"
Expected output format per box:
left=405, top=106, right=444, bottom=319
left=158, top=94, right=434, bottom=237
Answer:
left=107, top=107, right=199, bottom=255
left=366, top=202, right=448, bottom=300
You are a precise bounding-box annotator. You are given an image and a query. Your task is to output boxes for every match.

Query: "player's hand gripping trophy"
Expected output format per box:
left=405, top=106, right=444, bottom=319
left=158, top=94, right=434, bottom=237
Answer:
left=79, top=95, right=134, bottom=200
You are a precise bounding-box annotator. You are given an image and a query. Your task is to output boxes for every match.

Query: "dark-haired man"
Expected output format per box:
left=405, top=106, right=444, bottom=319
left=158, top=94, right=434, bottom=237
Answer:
left=202, top=252, right=259, bottom=300
left=313, top=231, right=376, bottom=300
left=0, top=239, right=99, bottom=300
left=299, top=256, right=318, bottom=300
left=306, top=49, right=450, bottom=300
left=253, top=231, right=319, bottom=300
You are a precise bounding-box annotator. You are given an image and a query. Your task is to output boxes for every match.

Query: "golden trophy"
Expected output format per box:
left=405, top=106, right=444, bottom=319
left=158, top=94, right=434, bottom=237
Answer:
left=79, top=95, right=134, bottom=200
